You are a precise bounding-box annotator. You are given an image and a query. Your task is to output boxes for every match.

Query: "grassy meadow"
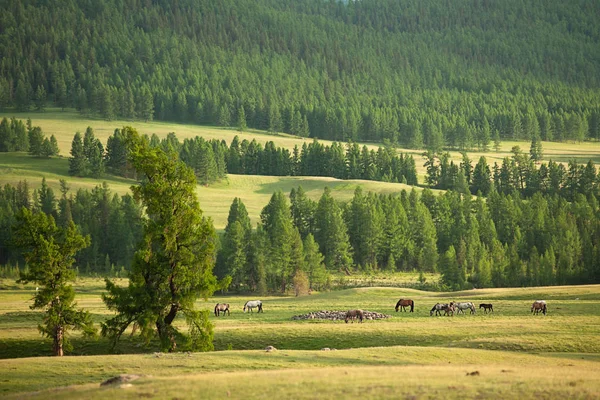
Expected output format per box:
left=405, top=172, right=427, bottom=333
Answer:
left=2, top=110, right=600, bottom=228
left=1, top=279, right=600, bottom=398
left=3, top=109, right=600, bottom=179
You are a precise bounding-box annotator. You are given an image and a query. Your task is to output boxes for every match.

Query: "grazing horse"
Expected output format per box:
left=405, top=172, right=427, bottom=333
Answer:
left=444, top=302, right=456, bottom=316
left=243, top=300, right=263, bottom=313
left=345, top=309, right=364, bottom=323
left=430, top=303, right=453, bottom=316
left=395, top=299, right=415, bottom=312
left=214, top=303, right=230, bottom=317
left=531, top=300, right=547, bottom=315
left=455, top=302, right=476, bottom=315
left=479, top=303, right=493, bottom=313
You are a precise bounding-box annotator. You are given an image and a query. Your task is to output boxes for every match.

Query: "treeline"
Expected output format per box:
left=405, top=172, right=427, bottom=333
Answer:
left=424, top=146, right=600, bottom=201
left=1, top=0, right=599, bottom=147
left=70, top=128, right=419, bottom=185
left=0, top=179, right=143, bottom=274
left=216, top=185, right=600, bottom=293
left=0, top=117, right=59, bottom=157
left=2, top=177, right=600, bottom=291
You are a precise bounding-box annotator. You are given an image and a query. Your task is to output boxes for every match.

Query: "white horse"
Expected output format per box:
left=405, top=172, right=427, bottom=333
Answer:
left=243, top=300, right=263, bottom=313
left=455, top=302, right=476, bottom=315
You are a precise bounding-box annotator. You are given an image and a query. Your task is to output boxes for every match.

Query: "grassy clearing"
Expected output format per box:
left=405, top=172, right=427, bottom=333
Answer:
left=1, top=281, right=599, bottom=398
left=2, top=110, right=600, bottom=181
left=2, top=281, right=600, bottom=357
left=0, top=152, right=426, bottom=229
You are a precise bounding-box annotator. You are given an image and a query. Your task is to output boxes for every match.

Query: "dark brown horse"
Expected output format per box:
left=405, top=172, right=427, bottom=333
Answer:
left=214, top=303, right=230, bottom=317
left=479, top=303, right=493, bottom=313
left=531, top=300, right=547, bottom=315
left=395, top=299, right=414, bottom=312
left=345, top=309, right=364, bottom=323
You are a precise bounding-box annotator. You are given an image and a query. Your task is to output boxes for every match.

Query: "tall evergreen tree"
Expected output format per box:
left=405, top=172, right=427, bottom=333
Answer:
left=13, top=208, right=94, bottom=356
left=102, top=127, right=223, bottom=352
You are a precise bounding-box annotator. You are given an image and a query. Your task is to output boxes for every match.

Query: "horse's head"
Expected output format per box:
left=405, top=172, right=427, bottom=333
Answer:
left=243, top=304, right=247, bottom=313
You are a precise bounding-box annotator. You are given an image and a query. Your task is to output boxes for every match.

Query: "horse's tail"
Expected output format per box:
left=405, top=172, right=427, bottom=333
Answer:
left=410, top=301, right=414, bottom=312
left=243, top=301, right=248, bottom=312
left=258, top=302, right=263, bottom=313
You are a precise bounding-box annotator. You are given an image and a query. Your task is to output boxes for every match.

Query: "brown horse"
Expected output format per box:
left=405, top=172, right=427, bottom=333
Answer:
left=479, top=303, right=493, bottom=313
left=345, top=309, right=364, bottom=323
left=395, top=299, right=415, bottom=312
left=531, top=300, right=547, bottom=315
left=214, top=303, right=230, bottom=317
left=444, top=302, right=456, bottom=316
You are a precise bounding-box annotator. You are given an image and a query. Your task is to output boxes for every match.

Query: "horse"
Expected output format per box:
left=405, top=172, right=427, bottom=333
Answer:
left=243, top=300, right=263, bottom=313
left=395, top=299, right=414, bottom=312
left=214, top=303, right=230, bottom=317
left=430, top=303, right=453, bottom=316
left=444, top=302, right=456, bottom=316
left=345, top=309, right=364, bottom=323
left=479, top=303, right=493, bottom=313
left=455, top=302, right=476, bottom=315
left=531, top=300, right=547, bottom=315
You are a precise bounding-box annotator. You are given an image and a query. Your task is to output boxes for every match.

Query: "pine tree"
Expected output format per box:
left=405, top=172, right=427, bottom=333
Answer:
left=102, top=127, right=222, bottom=352
left=529, top=134, right=543, bottom=162
left=34, top=85, right=47, bottom=111
left=28, top=127, right=45, bottom=157
left=303, top=233, right=327, bottom=290
left=49, top=135, right=60, bottom=156
left=314, top=187, right=353, bottom=271
left=13, top=208, right=94, bottom=356
left=237, top=105, right=247, bottom=132
left=15, top=77, right=31, bottom=111
left=69, top=132, right=87, bottom=176
left=471, top=156, right=491, bottom=195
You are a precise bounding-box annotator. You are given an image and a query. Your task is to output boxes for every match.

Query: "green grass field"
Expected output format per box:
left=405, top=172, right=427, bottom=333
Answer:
left=1, top=279, right=599, bottom=398
left=2, top=111, right=600, bottom=229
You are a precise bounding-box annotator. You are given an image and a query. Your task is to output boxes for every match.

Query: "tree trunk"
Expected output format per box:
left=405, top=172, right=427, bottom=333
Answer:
left=54, top=325, right=64, bottom=356
left=157, top=303, right=179, bottom=352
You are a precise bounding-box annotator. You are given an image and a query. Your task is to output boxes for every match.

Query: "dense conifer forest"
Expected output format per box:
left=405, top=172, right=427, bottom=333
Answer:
left=1, top=0, right=599, bottom=146
left=1, top=1, right=600, bottom=292
left=2, top=177, right=600, bottom=291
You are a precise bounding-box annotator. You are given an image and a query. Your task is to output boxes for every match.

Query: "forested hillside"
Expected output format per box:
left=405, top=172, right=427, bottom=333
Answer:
left=1, top=0, right=599, bottom=147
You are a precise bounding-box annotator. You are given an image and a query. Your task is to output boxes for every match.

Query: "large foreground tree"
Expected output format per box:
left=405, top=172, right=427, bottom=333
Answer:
left=13, top=208, right=95, bottom=356
left=102, top=127, right=224, bottom=352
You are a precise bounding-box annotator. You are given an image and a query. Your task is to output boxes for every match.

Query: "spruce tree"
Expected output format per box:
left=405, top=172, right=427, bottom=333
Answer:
left=69, top=132, right=87, bottom=176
